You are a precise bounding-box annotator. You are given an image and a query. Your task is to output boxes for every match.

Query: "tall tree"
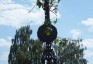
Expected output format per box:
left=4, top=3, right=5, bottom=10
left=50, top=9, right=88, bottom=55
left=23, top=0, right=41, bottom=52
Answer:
left=54, top=38, right=87, bottom=64
left=8, top=26, right=43, bottom=64
left=8, top=26, right=87, bottom=64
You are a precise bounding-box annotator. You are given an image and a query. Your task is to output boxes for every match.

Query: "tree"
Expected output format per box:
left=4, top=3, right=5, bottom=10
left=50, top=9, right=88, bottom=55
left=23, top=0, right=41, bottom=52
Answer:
left=8, top=26, right=87, bottom=64
left=53, top=38, right=87, bottom=64
left=8, top=26, right=43, bottom=64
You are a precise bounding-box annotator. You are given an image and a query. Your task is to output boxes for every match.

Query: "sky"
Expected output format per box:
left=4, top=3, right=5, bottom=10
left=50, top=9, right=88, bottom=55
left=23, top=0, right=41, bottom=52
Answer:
left=0, top=0, right=93, bottom=64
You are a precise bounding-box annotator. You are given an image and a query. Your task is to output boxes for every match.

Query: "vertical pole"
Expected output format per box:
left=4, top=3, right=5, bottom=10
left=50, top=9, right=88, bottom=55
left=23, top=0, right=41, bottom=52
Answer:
left=39, top=0, right=57, bottom=64
left=44, top=0, right=50, bottom=24
left=46, top=42, right=52, bottom=64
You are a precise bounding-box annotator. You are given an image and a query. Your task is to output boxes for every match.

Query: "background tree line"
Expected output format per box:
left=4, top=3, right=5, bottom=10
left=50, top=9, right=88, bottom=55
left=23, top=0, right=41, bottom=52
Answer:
left=8, top=25, right=87, bottom=64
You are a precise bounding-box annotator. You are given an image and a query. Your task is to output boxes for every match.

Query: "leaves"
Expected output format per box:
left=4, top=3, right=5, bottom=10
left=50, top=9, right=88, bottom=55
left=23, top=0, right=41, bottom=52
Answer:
left=44, top=27, right=52, bottom=36
left=53, top=38, right=87, bottom=64
left=8, top=25, right=87, bottom=64
left=44, top=19, right=51, bottom=25
left=36, top=0, right=60, bottom=24
left=58, top=0, right=61, bottom=3
left=53, top=18, right=57, bottom=24
left=37, top=0, right=44, bottom=8
left=54, top=38, right=59, bottom=44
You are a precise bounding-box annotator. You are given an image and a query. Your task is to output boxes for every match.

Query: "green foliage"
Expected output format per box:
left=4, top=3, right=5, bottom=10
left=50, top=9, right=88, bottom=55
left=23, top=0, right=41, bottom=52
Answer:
left=53, top=38, right=87, bottom=64
left=36, top=0, right=61, bottom=24
left=53, top=18, right=58, bottom=24
left=44, top=19, right=51, bottom=25
left=8, top=26, right=87, bottom=64
left=8, top=26, right=43, bottom=64
left=44, top=28, right=51, bottom=36
left=43, top=19, right=52, bottom=36
left=58, top=0, right=61, bottom=3
left=37, top=0, right=43, bottom=8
